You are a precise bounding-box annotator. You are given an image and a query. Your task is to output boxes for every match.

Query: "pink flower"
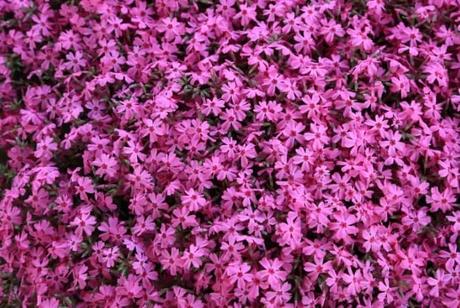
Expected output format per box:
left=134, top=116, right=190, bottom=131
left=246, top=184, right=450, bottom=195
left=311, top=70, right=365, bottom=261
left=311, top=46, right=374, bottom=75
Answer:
left=93, top=154, right=118, bottom=178
left=439, top=244, right=460, bottom=269
left=70, top=211, right=97, bottom=236
left=303, top=122, right=329, bottom=150
left=330, top=212, right=359, bottom=243
left=427, top=187, right=456, bottom=213
left=447, top=212, right=460, bottom=232
left=34, top=136, right=57, bottom=161
left=263, top=282, right=291, bottom=306
left=101, top=246, right=120, bottom=268
left=161, top=248, right=182, bottom=275
left=234, top=4, right=257, bottom=26
left=303, top=256, right=332, bottom=281
left=342, top=268, right=364, bottom=296
left=277, top=211, right=302, bottom=248
left=226, top=261, right=252, bottom=289
left=181, top=189, right=207, bottom=211
left=182, top=244, right=205, bottom=270
left=1, top=0, right=459, bottom=306
left=259, top=258, right=288, bottom=286
left=39, top=298, right=59, bottom=308
left=73, top=264, right=88, bottom=289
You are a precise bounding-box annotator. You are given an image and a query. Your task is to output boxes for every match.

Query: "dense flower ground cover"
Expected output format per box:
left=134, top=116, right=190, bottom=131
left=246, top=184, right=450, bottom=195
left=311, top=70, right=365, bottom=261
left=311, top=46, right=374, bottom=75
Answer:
left=0, top=0, right=460, bottom=306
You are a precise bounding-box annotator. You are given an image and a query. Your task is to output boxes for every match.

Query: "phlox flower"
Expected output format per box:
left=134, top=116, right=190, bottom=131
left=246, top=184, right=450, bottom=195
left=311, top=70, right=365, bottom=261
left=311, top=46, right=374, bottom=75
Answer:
left=0, top=0, right=459, bottom=306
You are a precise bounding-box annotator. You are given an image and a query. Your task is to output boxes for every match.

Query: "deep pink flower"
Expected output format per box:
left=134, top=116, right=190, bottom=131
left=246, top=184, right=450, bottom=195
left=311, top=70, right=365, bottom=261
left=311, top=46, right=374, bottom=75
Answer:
left=1, top=0, right=459, bottom=306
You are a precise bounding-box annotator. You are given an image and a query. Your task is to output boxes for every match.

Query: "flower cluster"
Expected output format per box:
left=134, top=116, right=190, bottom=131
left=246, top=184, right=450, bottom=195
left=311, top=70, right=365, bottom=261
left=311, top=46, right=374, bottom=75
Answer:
left=1, top=0, right=460, bottom=307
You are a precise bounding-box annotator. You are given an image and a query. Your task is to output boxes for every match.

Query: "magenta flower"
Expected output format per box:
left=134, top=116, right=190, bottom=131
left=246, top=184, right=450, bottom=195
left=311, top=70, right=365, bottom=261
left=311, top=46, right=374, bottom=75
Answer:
left=0, top=0, right=459, bottom=306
